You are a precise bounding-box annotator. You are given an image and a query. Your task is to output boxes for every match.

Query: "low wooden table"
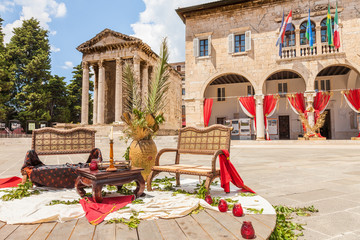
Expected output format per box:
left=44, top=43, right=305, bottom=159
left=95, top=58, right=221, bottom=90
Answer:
left=75, top=167, right=145, bottom=203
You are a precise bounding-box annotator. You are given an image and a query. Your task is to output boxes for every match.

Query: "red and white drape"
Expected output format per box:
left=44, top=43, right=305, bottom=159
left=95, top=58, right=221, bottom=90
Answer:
left=238, top=96, right=256, bottom=128
left=203, top=98, right=213, bottom=127
left=263, top=95, right=279, bottom=140
left=342, top=89, right=360, bottom=137
left=287, top=93, right=306, bottom=132
left=313, top=92, right=331, bottom=123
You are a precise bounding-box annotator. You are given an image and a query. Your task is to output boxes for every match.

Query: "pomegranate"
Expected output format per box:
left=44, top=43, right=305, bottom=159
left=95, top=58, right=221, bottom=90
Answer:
left=218, top=199, right=228, bottom=212
left=205, top=195, right=213, bottom=205
left=232, top=203, right=243, bottom=217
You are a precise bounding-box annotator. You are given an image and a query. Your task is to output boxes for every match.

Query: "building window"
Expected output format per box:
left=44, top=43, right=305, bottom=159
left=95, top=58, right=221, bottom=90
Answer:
left=278, top=82, right=288, bottom=96
left=315, top=80, right=331, bottom=91
left=182, top=88, right=185, bottom=95
left=321, top=18, right=334, bottom=43
left=217, top=87, right=225, bottom=101
left=199, top=39, right=208, bottom=56
left=284, top=24, right=295, bottom=47
left=182, top=105, right=186, bottom=127
left=176, top=65, right=181, bottom=71
left=300, top=21, right=316, bottom=45
left=217, top=117, right=226, bottom=125
left=235, top=34, right=245, bottom=53
left=247, top=85, right=255, bottom=96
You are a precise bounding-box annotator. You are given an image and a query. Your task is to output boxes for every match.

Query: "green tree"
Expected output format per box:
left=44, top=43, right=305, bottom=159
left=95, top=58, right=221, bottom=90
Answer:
left=6, top=18, right=51, bottom=124
left=47, top=75, right=70, bottom=123
left=67, top=63, right=93, bottom=123
left=0, top=17, right=13, bottom=120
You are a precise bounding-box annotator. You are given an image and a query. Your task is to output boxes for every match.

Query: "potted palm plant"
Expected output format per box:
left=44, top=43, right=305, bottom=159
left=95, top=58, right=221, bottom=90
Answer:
left=121, top=38, right=170, bottom=180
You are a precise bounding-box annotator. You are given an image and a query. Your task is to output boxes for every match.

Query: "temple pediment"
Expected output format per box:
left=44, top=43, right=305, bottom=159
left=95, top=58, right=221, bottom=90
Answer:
left=76, top=28, right=143, bottom=53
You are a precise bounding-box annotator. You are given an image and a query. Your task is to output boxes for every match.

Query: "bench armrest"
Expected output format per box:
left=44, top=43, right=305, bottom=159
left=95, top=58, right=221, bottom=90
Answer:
left=155, top=148, right=178, bottom=166
left=211, top=149, right=226, bottom=173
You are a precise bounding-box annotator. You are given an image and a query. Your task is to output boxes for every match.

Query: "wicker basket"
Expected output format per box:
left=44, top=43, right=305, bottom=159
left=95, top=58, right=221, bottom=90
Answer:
left=129, top=139, right=157, bottom=181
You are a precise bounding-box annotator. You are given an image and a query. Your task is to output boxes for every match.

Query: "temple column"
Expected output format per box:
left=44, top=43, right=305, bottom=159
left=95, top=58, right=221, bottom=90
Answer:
left=115, top=59, right=123, bottom=122
left=81, top=61, right=89, bottom=125
left=133, top=54, right=142, bottom=99
left=92, top=64, right=98, bottom=124
left=142, top=63, right=149, bottom=105
left=304, top=90, right=317, bottom=130
left=255, top=94, right=265, bottom=140
left=97, top=60, right=105, bottom=124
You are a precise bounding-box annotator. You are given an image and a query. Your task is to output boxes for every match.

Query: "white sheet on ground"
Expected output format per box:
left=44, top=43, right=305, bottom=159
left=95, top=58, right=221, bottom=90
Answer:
left=0, top=178, right=275, bottom=224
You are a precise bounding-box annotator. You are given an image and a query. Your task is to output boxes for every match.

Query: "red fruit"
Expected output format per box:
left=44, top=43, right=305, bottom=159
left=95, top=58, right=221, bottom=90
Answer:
left=241, top=221, right=255, bottom=239
left=205, top=195, right=213, bottom=204
left=232, top=203, right=243, bottom=217
left=89, top=159, right=98, bottom=171
left=218, top=199, right=228, bottom=212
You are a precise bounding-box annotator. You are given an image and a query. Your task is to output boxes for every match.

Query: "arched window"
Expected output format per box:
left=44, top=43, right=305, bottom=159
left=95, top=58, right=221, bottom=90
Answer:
left=283, top=24, right=295, bottom=47
left=300, top=21, right=316, bottom=45
left=321, top=18, right=334, bottom=43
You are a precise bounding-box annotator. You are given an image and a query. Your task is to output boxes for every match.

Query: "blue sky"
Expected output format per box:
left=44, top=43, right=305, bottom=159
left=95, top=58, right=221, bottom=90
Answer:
left=1, top=0, right=210, bottom=82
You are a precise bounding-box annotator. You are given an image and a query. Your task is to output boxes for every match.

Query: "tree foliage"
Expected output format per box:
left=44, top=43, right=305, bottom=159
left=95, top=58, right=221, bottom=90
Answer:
left=0, top=17, right=13, bottom=120
left=6, top=18, right=51, bottom=123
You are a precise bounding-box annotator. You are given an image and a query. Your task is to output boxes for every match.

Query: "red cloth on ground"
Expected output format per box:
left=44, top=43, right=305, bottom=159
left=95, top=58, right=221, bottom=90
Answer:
left=0, top=177, right=22, bottom=188
left=80, top=195, right=134, bottom=225
left=219, top=150, right=255, bottom=194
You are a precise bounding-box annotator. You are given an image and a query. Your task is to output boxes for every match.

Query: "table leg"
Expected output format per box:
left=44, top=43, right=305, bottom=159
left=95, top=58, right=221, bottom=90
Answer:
left=75, top=176, right=86, bottom=197
left=92, top=184, right=103, bottom=203
left=133, top=173, right=145, bottom=198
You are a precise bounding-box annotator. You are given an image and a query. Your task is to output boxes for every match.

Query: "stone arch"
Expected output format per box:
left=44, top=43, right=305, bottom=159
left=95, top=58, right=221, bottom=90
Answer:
left=260, top=67, right=308, bottom=94
left=201, top=71, right=256, bottom=98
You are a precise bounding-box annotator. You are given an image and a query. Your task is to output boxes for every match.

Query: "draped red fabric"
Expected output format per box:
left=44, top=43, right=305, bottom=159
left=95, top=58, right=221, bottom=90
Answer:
left=287, top=93, right=306, bottom=132
left=313, top=92, right=331, bottom=123
left=203, top=98, right=213, bottom=127
left=263, top=95, right=279, bottom=140
left=344, top=89, right=360, bottom=112
left=343, top=89, right=360, bottom=137
left=238, top=96, right=256, bottom=127
left=219, top=150, right=255, bottom=193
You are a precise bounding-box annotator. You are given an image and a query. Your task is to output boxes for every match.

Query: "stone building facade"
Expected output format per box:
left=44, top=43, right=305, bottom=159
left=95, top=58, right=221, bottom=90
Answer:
left=77, top=29, right=182, bottom=129
left=177, top=0, right=360, bottom=139
left=170, top=62, right=186, bottom=126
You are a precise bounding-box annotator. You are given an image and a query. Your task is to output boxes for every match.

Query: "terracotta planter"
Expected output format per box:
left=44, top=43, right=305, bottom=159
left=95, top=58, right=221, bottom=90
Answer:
left=129, top=139, right=157, bottom=181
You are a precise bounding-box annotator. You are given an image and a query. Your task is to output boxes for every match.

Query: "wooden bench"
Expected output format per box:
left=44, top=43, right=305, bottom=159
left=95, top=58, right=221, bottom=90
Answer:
left=31, top=127, right=97, bottom=155
left=21, top=127, right=102, bottom=188
left=147, top=124, right=232, bottom=191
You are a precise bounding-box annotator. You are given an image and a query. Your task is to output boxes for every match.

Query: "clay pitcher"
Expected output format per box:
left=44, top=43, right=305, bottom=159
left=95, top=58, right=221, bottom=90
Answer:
left=129, top=139, right=157, bottom=181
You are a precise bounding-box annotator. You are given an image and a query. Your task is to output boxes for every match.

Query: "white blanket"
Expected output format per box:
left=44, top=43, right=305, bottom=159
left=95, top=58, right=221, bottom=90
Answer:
left=0, top=178, right=275, bottom=224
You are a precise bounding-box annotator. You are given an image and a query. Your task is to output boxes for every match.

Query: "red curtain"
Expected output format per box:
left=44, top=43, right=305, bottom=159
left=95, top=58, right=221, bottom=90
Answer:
left=263, top=95, right=279, bottom=140
left=313, top=92, right=331, bottom=123
left=238, top=96, right=256, bottom=127
left=287, top=93, right=306, bottom=132
left=203, top=98, right=213, bottom=127
left=343, top=89, right=360, bottom=137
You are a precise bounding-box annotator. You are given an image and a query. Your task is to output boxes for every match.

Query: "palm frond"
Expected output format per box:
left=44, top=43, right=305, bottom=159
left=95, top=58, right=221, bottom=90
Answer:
left=147, top=37, right=170, bottom=115
left=122, top=63, right=141, bottom=113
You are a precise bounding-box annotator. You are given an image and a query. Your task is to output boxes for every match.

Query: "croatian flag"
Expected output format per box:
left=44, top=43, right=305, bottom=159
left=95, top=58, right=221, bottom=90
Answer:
left=276, top=10, right=293, bottom=46
left=278, top=11, right=284, bottom=56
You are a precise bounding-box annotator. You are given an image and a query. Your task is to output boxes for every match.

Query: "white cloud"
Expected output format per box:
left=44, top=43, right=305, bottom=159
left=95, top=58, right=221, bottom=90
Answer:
left=3, top=0, right=67, bottom=43
left=0, top=1, right=15, bottom=13
left=50, top=45, right=60, bottom=52
left=131, top=0, right=211, bottom=62
left=61, top=61, right=73, bottom=69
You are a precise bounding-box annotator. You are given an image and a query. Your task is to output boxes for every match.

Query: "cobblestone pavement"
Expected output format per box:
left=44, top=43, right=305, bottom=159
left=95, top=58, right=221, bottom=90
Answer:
left=1, top=137, right=360, bottom=239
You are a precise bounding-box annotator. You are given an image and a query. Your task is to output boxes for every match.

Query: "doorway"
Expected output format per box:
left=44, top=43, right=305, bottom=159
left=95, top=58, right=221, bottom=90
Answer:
left=319, top=109, right=331, bottom=139
left=279, top=115, right=290, bottom=139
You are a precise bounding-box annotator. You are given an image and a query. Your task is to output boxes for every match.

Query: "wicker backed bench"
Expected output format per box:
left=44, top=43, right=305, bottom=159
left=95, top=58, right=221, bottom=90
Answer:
left=21, top=127, right=102, bottom=188
left=147, top=124, right=232, bottom=191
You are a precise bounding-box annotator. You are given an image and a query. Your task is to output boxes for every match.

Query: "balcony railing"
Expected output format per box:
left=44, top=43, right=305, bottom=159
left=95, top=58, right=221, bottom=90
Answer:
left=280, top=43, right=341, bottom=60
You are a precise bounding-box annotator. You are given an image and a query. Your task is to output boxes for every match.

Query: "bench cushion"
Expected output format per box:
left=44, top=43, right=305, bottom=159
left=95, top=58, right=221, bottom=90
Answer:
left=152, top=164, right=220, bottom=177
